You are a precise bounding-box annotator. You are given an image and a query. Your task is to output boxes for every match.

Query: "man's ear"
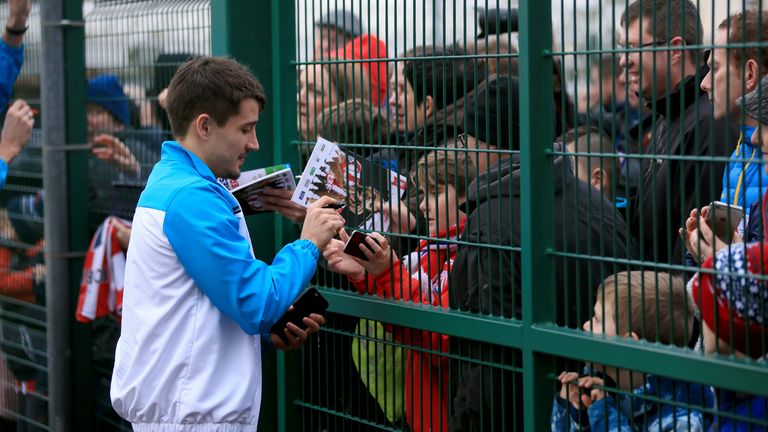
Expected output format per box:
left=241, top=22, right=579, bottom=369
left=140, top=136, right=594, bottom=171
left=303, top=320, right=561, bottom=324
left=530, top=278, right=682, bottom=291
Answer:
left=590, top=167, right=608, bottom=192
left=669, top=36, right=686, bottom=64
left=744, top=59, right=761, bottom=92
left=423, top=95, right=434, bottom=119
left=195, top=114, right=212, bottom=140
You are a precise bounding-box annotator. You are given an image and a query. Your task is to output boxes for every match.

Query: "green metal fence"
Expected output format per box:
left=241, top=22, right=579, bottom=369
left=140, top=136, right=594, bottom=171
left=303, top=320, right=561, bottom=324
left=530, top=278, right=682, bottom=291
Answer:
left=0, top=0, right=765, bottom=430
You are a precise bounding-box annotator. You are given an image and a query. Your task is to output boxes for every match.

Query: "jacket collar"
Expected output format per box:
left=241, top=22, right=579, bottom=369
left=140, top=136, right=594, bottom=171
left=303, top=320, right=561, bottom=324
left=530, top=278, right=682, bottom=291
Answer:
left=160, top=141, right=218, bottom=184
left=649, top=65, right=708, bottom=120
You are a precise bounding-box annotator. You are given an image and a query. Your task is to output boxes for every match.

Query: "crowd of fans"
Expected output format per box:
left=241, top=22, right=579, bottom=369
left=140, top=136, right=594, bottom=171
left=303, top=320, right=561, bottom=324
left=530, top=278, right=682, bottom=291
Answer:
left=0, top=0, right=765, bottom=430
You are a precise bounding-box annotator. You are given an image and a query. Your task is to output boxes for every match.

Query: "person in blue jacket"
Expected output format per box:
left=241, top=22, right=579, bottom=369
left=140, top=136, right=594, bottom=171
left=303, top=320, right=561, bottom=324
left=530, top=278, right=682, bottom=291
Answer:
left=110, top=57, right=345, bottom=431
left=0, top=0, right=30, bottom=114
left=552, top=271, right=714, bottom=431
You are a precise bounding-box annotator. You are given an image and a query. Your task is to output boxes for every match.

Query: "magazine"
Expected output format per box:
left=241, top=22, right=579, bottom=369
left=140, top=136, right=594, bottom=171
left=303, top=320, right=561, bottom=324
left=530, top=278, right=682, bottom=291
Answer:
left=219, top=164, right=296, bottom=215
left=291, top=137, right=408, bottom=231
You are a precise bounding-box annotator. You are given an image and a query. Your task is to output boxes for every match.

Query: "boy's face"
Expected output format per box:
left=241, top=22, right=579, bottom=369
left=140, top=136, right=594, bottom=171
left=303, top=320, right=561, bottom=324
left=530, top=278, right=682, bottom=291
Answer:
left=583, top=299, right=619, bottom=337
left=419, top=183, right=463, bottom=235
left=86, top=104, right=124, bottom=144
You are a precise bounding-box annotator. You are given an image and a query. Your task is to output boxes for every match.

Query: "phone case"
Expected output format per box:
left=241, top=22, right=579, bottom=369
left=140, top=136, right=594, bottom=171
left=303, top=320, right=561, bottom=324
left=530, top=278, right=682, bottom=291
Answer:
left=343, top=231, right=379, bottom=261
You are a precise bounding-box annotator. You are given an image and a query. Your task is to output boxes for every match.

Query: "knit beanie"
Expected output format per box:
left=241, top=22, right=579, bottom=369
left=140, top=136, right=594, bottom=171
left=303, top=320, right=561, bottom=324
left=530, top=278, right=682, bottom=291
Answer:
left=7, top=193, right=44, bottom=245
left=737, top=74, right=768, bottom=125
left=462, top=76, right=521, bottom=150
left=692, top=241, right=768, bottom=359
left=316, top=10, right=364, bottom=38
left=333, top=35, right=389, bottom=106
left=87, top=75, right=130, bottom=126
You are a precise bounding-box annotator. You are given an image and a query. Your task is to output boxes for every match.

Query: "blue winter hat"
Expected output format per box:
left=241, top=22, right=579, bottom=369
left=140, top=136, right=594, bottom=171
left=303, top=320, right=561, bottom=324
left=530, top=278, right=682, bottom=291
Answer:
left=87, top=74, right=130, bottom=126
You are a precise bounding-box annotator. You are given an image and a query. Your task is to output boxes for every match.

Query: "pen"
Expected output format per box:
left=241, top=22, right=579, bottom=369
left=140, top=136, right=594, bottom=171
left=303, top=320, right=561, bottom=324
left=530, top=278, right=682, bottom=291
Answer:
left=323, top=202, right=346, bottom=210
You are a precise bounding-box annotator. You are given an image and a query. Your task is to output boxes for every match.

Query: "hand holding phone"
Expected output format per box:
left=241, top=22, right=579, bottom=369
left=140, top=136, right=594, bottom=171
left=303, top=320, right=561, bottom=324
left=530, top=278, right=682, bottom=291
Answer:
left=342, top=230, right=380, bottom=261
left=706, top=201, right=744, bottom=241
left=269, top=288, right=329, bottom=345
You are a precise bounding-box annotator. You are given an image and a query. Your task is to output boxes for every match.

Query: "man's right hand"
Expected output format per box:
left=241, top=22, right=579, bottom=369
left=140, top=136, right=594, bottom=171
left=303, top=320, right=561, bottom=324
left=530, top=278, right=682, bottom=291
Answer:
left=300, top=196, right=345, bottom=251
left=0, top=99, right=34, bottom=164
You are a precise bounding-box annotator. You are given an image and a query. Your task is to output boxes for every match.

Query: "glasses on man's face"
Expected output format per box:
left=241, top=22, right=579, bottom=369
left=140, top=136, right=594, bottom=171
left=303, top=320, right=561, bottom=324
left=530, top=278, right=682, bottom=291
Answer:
left=617, top=39, right=669, bottom=53
left=456, top=133, right=469, bottom=148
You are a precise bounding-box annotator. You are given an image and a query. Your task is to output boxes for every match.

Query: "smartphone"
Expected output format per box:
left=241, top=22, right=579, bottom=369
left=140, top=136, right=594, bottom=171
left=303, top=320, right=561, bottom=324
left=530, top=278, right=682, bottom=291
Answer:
left=269, top=288, right=329, bottom=345
left=707, top=201, right=744, bottom=240
left=343, top=230, right=379, bottom=261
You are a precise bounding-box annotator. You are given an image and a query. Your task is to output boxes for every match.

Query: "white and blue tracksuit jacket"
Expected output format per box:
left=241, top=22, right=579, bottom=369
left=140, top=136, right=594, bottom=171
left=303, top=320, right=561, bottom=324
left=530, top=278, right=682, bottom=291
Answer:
left=111, top=141, right=320, bottom=431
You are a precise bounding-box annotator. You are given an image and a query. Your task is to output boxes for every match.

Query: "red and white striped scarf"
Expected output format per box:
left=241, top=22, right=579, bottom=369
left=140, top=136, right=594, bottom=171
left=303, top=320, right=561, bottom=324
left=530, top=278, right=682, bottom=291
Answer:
left=76, top=216, right=131, bottom=323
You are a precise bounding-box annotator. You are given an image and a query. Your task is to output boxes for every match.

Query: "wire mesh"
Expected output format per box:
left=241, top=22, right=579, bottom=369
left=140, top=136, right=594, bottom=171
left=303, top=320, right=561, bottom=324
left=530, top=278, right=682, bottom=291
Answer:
left=293, top=0, right=768, bottom=431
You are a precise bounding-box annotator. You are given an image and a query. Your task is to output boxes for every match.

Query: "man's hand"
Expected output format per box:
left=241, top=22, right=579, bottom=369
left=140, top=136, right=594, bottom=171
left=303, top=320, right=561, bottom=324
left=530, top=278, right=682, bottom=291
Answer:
left=259, top=188, right=307, bottom=223
left=90, top=134, right=140, bottom=174
left=300, top=196, right=345, bottom=251
left=158, top=87, right=169, bottom=110
left=0, top=99, right=34, bottom=164
left=4, top=0, right=30, bottom=47
left=270, top=312, right=325, bottom=351
left=115, top=223, right=132, bottom=251
left=356, top=232, right=396, bottom=277
left=323, top=231, right=366, bottom=281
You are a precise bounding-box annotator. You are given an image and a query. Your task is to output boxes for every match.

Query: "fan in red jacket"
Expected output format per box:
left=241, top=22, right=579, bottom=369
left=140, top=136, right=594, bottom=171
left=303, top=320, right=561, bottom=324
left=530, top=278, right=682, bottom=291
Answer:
left=325, top=147, right=475, bottom=432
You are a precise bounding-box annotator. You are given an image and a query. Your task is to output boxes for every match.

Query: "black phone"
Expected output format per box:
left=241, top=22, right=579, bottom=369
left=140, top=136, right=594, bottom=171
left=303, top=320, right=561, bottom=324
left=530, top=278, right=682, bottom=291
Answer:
left=269, top=288, right=329, bottom=345
left=342, top=230, right=379, bottom=261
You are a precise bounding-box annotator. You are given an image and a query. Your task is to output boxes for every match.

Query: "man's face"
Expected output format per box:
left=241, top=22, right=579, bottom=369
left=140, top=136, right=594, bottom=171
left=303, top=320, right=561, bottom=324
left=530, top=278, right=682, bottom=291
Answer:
left=86, top=104, right=123, bottom=143
left=462, top=133, right=499, bottom=175
left=314, top=26, right=348, bottom=60
left=297, top=64, right=338, bottom=140
left=701, top=29, right=745, bottom=120
left=619, top=18, right=670, bottom=100
left=388, top=62, right=426, bottom=133
left=418, top=183, right=463, bottom=235
left=205, top=98, right=260, bottom=180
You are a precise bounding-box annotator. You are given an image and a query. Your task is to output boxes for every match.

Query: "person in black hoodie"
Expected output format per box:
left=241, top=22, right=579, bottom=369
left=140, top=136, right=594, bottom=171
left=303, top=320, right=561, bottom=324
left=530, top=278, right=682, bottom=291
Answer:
left=448, top=76, right=637, bottom=431
left=619, top=0, right=738, bottom=264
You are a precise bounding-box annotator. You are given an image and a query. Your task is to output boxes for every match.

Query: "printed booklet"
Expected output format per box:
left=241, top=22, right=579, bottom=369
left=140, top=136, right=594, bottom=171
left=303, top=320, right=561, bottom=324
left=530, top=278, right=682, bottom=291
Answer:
left=291, top=137, right=408, bottom=231
left=219, top=164, right=296, bottom=215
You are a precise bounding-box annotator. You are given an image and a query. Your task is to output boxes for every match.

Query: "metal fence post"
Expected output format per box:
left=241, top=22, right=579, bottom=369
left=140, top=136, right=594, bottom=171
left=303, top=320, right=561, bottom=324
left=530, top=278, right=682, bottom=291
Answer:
left=41, top=0, right=90, bottom=429
left=211, top=1, right=299, bottom=430
left=518, top=0, right=557, bottom=430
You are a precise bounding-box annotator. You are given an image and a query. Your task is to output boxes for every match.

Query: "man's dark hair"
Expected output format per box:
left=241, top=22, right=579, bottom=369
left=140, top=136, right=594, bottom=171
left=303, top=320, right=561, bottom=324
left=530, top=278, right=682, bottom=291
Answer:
left=621, top=0, right=703, bottom=60
left=404, top=45, right=485, bottom=111
left=719, top=10, right=768, bottom=74
left=165, top=56, right=267, bottom=137
left=560, top=125, right=617, bottom=198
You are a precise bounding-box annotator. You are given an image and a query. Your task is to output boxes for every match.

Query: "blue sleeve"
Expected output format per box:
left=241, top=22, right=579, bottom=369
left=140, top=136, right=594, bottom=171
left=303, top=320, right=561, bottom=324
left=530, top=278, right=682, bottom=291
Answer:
left=654, top=406, right=707, bottom=432
left=551, top=395, right=589, bottom=431
left=0, top=39, right=23, bottom=110
left=0, top=159, right=7, bottom=190
left=588, top=396, right=632, bottom=432
left=163, top=182, right=320, bottom=335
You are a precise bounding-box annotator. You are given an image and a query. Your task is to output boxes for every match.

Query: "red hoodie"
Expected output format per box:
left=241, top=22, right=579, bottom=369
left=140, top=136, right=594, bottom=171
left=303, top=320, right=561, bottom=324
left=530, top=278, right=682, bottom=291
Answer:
left=352, top=219, right=465, bottom=432
left=334, top=34, right=389, bottom=106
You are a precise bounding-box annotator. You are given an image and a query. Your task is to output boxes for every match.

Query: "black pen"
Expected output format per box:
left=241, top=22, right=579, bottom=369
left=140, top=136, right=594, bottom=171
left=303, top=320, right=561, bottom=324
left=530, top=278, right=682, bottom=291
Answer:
left=323, top=201, right=346, bottom=210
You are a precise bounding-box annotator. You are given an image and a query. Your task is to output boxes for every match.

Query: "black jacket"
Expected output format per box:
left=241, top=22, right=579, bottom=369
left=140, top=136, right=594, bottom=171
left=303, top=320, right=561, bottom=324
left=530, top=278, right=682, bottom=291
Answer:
left=448, top=146, right=637, bottom=431
left=630, top=68, right=738, bottom=264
